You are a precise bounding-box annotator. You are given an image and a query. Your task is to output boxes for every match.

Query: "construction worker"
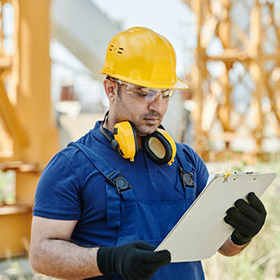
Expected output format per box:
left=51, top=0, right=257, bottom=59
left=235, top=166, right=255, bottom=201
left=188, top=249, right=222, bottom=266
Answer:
left=30, top=27, right=267, bottom=280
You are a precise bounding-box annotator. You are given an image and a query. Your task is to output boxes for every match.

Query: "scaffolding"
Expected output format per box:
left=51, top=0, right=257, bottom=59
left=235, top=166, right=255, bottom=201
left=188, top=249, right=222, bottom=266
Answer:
left=0, top=0, right=58, bottom=257
left=182, top=0, right=280, bottom=161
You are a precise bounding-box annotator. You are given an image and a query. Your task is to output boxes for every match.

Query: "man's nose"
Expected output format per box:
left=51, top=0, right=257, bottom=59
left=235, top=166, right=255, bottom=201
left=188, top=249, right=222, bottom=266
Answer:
left=147, top=95, right=165, bottom=111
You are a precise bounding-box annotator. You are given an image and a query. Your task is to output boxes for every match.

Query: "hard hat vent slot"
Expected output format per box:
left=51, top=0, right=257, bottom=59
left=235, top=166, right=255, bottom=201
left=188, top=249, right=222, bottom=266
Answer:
left=117, top=47, right=124, bottom=54
left=109, top=44, right=114, bottom=51
left=109, top=45, right=124, bottom=54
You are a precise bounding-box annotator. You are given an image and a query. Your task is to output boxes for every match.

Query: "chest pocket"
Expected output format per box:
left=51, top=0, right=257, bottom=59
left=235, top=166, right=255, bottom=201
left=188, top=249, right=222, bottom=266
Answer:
left=68, top=142, right=198, bottom=247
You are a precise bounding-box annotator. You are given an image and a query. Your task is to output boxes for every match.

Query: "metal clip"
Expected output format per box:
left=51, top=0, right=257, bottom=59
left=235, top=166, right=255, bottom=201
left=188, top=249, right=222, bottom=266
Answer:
left=179, top=167, right=195, bottom=188
left=223, top=171, right=231, bottom=183
left=106, top=170, right=132, bottom=195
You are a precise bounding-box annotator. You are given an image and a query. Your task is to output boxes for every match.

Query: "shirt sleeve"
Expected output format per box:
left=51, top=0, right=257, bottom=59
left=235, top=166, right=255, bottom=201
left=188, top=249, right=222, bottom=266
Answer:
left=33, top=152, right=81, bottom=220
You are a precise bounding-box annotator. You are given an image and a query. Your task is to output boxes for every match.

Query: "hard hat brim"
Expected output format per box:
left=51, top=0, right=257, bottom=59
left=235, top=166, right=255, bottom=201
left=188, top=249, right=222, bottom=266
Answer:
left=100, top=71, right=188, bottom=90
left=173, top=78, right=189, bottom=89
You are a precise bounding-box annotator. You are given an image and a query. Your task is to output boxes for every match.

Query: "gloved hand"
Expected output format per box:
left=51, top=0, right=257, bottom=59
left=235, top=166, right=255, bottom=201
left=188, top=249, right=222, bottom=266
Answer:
left=97, top=241, right=171, bottom=280
left=224, top=192, right=267, bottom=245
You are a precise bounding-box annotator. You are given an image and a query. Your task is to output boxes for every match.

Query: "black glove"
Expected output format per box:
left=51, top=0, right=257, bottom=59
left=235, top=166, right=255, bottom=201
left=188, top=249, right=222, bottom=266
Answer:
left=97, top=241, right=171, bottom=280
left=224, top=192, right=267, bottom=245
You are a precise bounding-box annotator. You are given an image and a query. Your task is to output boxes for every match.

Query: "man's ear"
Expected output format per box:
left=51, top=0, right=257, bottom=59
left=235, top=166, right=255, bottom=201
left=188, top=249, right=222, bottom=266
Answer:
left=103, top=79, right=117, bottom=100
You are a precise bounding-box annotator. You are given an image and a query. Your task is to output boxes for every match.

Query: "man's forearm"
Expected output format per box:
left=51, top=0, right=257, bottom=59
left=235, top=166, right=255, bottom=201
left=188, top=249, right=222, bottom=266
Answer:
left=218, top=237, right=249, bottom=257
left=30, top=239, right=102, bottom=280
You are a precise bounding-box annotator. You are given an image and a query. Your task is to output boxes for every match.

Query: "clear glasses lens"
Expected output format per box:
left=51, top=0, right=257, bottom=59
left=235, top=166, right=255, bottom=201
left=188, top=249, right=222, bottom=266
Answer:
left=114, top=79, right=173, bottom=102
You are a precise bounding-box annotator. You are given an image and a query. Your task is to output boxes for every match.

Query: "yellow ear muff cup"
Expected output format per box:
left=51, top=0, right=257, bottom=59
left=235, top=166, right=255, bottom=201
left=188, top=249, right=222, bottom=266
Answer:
left=113, top=121, right=138, bottom=161
left=143, top=131, right=173, bottom=165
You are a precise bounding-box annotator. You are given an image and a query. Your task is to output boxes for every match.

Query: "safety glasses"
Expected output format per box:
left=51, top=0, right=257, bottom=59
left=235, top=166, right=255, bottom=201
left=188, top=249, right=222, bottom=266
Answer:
left=109, top=78, right=174, bottom=102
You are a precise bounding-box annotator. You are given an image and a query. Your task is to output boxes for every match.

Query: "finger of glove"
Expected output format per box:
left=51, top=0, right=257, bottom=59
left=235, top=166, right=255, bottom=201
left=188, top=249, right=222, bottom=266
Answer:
left=225, top=207, right=256, bottom=229
left=234, top=199, right=263, bottom=223
left=133, top=259, right=170, bottom=279
left=134, top=264, right=159, bottom=279
left=128, top=259, right=162, bottom=280
left=247, top=192, right=267, bottom=216
left=123, top=269, right=150, bottom=280
left=231, top=230, right=251, bottom=245
left=127, top=259, right=157, bottom=279
left=121, top=258, right=151, bottom=280
left=135, top=242, right=156, bottom=252
left=233, top=230, right=251, bottom=241
left=140, top=260, right=170, bottom=274
left=143, top=250, right=171, bottom=264
left=225, top=216, right=257, bottom=235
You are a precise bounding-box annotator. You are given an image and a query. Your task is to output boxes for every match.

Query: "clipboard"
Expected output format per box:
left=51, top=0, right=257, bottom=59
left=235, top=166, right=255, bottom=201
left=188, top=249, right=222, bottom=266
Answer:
left=156, top=172, right=276, bottom=262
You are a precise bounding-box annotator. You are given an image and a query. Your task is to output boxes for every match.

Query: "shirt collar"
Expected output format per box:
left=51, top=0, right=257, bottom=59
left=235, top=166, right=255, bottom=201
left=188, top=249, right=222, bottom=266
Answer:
left=90, top=120, right=115, bottom=149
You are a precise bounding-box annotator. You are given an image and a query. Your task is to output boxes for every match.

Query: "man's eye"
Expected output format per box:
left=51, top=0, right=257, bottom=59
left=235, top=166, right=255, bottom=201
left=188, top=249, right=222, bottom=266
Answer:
left=162, top=94, right=170, bottom=99
left=135, top=91, right=148, bottom=97
left=162, top=89, right=172, bottom=98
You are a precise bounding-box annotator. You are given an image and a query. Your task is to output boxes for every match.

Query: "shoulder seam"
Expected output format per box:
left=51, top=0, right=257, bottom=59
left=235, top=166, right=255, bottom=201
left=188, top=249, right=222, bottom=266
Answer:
left=176, top=143, right=196, bottom=168
left=59, top=151, right=83, bottom=188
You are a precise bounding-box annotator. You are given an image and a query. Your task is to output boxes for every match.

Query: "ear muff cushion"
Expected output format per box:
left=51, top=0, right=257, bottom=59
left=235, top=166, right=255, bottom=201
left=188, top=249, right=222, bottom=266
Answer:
left=143, top=131, right=173, bottom=165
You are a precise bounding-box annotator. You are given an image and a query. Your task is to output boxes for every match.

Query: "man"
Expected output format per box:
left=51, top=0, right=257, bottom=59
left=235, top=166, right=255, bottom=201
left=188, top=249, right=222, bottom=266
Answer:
left=30, top=27, right=267, bottom=280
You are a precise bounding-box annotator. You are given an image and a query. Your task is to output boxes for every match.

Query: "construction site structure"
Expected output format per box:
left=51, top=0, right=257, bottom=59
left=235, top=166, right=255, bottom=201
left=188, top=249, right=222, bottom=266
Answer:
left=0, top=0, right=120, bottom=258
left=182, top=0, right=280, bottom=162
left=0, top=0, right=59, bottom=258
left=1, top=0, right=280, bottom=258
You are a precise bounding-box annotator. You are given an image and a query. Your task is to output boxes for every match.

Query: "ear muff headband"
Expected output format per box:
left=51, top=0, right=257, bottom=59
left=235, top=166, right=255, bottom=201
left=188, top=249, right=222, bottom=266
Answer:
left=100, top=111, right=119, bottom=150
left=143, top=129, right=176, bottom=165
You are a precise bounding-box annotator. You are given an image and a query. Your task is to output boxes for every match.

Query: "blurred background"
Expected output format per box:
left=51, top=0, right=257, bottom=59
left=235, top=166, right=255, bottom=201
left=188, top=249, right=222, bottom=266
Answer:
left=0, top=0, right=279, bottom=279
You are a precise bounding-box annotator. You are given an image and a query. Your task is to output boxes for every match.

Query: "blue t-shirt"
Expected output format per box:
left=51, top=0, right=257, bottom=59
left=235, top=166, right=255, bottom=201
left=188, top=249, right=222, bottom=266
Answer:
left=33, top=121, right=209, bottom=279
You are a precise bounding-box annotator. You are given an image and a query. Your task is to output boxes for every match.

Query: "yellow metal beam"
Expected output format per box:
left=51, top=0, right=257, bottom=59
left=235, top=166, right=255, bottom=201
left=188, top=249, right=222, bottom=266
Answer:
left=15, top=0, right=59, bottom=164
left=0, top=205, right=32, bottom=258
left=0, top=79, right=29, bottom=148
left=0, top=0, right=59, bottom=257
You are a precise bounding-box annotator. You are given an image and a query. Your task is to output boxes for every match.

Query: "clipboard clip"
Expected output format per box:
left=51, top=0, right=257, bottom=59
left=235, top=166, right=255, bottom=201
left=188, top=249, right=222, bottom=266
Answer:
left=223, top=171, right=231, bottom=183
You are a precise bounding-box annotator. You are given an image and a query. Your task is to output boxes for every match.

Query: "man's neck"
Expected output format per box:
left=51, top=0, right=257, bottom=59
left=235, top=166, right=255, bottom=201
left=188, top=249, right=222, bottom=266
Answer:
left=104, top=116, right=144, bottom=149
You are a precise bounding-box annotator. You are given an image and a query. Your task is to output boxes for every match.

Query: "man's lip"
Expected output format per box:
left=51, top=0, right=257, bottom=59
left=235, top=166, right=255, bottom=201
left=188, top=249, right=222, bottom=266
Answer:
left=144, top=117, right=159, bottom=121
left=144, top=118, right=159, bottom=125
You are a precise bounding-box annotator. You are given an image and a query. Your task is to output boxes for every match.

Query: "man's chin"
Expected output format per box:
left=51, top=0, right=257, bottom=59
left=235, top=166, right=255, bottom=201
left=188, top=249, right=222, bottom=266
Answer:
left=135, top=125, right=158, bottom=136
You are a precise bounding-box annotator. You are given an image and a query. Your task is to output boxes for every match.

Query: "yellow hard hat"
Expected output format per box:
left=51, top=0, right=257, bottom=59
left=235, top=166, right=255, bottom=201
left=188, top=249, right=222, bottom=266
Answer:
left=100, top=27, right=188, bottom=89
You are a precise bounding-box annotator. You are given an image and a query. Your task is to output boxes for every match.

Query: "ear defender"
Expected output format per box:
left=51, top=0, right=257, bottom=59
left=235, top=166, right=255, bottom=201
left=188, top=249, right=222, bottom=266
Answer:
left=100, top=112, right=176, bottom=165
left=113, top=121, right=138, bottom=161
left=143, top=128, right=176, bottom=165
left=100, top=112, right=138, bottom=161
